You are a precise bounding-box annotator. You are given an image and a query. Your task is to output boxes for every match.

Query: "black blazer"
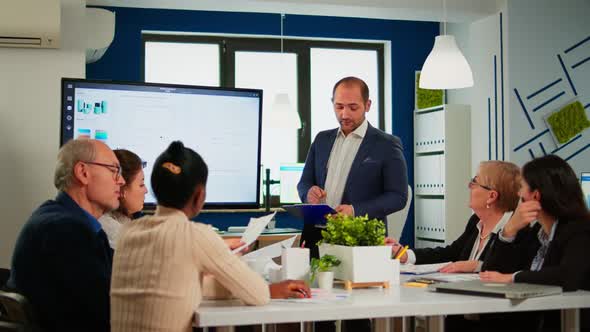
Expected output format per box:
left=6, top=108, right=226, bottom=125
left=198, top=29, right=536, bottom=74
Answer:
left=482, top=218, right=590, bottom=331
left=489, top=218, right=590, bottom=291
left=413, top=214, right=507, bottom=271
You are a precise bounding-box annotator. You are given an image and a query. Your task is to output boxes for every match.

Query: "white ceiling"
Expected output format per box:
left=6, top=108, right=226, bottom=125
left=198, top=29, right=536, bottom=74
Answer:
left=86, top=0, right=505, bottom=23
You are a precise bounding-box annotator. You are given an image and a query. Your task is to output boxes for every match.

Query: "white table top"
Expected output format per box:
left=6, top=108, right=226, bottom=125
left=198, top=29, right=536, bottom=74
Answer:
left=195, top=285, right=590, bottom=327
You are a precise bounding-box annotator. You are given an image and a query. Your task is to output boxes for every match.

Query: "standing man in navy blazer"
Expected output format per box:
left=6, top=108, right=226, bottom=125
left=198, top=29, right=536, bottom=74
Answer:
left=298, top=76, right=409, bottom=258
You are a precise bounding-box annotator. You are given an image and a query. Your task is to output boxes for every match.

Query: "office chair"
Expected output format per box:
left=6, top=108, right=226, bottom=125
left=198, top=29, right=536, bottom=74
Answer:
left=0, top=269, right=9, bottom=290
left=0, top=290, right=39, bottom=332
left=386, top=185, right=412, bottom=240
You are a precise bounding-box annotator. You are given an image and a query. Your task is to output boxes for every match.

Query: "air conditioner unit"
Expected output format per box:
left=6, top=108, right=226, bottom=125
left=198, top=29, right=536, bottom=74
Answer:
left=0, top=0, right=61, bottom=49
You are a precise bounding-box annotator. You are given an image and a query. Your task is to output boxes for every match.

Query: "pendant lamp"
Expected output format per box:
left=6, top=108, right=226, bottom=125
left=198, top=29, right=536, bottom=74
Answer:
left=419, top=0, right=473, bottom=89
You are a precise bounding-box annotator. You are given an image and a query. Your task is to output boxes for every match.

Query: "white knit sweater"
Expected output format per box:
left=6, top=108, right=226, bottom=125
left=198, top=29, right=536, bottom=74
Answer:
left=110, top=206, right=270, bottom=332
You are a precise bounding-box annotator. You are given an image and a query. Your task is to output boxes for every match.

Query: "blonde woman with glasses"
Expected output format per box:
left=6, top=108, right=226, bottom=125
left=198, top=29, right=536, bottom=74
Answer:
left=388, top=160, right=521, bottom=273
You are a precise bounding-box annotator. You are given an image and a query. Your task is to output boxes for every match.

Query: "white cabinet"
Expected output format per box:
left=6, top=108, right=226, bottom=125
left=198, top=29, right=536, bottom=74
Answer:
left=413, top=105, right=471, bottom=248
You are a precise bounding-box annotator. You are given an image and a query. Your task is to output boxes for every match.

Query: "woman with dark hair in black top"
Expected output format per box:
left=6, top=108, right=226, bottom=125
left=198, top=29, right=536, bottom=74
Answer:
left=481, top=154, right=590, bottom=331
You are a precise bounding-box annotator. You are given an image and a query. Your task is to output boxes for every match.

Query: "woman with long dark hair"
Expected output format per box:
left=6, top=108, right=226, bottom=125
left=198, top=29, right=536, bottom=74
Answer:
left=481, top=154, right=590, bottom=330
left=98, top=149, right=147, bottom=248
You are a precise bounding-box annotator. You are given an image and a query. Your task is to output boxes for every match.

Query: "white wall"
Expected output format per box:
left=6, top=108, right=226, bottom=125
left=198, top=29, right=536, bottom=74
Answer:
left=0, top=0, right=86, bottom=267
left=449, top=0, right=590, bottom=177
left=507, top=0, right=590, bottom=173
left=446, top=5, right=506, bottom=175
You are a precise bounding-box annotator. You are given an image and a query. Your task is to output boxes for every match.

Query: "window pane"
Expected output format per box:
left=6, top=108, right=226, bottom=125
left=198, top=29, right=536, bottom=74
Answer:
left=235, top=52, right=298, bottom=196
left=145, top=42, right=220, bottom=86
left=310, top=48, right=379, bottom=140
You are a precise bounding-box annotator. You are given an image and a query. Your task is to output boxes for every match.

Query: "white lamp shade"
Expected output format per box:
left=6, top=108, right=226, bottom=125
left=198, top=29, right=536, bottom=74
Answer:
left=419, top=35, right=474, bottom=90
left=267, top=93, right=302, bottom=129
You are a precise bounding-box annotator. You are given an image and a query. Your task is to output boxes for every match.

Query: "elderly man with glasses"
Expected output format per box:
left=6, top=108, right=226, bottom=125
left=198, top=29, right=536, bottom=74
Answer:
left=8, top=138, right=125, bottom=332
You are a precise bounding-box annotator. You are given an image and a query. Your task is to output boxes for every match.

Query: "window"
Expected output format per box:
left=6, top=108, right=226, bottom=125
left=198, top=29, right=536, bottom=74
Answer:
left=235, top=52, right=299, bottom=182
left=144, top=40, right=220, bottom=86
left=310, top=48, right=380, bottom=139
left=143, top=34, right=384, bottom=203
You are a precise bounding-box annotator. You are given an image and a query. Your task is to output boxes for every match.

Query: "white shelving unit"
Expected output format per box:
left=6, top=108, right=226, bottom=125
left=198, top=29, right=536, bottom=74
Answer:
left=413, top=104, right=472, bottom=248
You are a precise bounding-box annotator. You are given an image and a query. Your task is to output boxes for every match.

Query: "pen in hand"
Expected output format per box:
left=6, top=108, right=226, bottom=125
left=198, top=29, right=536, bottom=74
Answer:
left=394, top=245, right=409, bottom=260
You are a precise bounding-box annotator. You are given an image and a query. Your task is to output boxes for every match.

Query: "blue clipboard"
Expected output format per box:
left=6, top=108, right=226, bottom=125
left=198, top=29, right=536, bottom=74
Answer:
left=283, top=204, right=336, bottom=225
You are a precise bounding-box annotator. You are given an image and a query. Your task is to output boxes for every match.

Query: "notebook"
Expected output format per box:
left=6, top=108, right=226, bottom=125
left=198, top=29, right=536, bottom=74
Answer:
left=429, top=280, right=563, bottom=299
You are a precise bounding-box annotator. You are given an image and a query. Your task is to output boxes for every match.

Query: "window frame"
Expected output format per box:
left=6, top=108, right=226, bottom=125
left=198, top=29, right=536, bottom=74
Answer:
left=142, top=34, right=385, bottom=163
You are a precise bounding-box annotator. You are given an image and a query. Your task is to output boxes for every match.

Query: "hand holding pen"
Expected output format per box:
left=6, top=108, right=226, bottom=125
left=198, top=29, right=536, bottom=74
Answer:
left=384, top=237, right=409, bottom=263
left=307, top=186, right=327, bottom=204
left=394, top=245, right=409, bottom=262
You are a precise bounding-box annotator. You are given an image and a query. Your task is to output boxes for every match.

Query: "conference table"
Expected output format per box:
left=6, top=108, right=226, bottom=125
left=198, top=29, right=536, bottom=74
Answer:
left=195, top=279, right=590, bottom=332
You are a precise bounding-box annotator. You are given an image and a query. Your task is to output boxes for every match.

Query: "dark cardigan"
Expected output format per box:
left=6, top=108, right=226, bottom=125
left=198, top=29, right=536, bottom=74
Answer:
left=8, top=192, right=113, bottom=332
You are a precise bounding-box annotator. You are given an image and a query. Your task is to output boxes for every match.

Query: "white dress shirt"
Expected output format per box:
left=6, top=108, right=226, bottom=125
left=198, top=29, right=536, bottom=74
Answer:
left=324, top=119, right=369, bottom=212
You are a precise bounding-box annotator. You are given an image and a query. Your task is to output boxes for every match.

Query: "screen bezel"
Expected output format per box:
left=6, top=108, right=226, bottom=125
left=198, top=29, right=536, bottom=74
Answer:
left=60, top=77, right=263, bottom=210
left=581, top=172, right=590, bottom=209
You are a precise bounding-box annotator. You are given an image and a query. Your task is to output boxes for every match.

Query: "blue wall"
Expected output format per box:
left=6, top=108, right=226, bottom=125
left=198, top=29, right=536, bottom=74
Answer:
left=86, top=7, right=439, bottom=245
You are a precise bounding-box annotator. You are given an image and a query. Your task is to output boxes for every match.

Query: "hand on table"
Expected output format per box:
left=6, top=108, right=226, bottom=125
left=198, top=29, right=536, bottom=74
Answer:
left=269, top=280, right=311, bottom=299
left=438, top=260, right=478, bottom=273
left=479, top=271, right=513, bottom=283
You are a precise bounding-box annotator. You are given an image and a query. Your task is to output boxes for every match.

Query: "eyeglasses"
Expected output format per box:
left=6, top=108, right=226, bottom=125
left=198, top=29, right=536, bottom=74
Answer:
left=83, top=161, right=122, bottom=180
left=469, top=176, right=493, bottom=191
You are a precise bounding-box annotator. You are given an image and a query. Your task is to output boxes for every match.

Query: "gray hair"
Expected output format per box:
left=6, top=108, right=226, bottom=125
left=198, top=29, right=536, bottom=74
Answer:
left=54, top=139, right=96, bottom=191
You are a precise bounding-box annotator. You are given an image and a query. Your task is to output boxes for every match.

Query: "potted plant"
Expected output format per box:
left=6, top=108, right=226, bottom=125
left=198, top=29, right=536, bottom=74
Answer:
left=318, top=214, right=397, bottom=283
left=310, top=254, right=341, bottom=290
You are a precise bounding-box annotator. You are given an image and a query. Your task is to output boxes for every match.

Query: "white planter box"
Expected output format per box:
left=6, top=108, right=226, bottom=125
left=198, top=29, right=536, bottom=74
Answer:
left=318, top=244, right=395, bottom=283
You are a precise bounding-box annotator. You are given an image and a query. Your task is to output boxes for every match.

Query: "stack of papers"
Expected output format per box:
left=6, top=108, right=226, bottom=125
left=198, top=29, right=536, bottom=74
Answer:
left=412, top=273, right=480, bottom=283
left=242, top=235, right=298, bottom=259
left=231, top=212, right=276, bottom=254
left=271, top=289, right=350, bottom=304
left=400, top=262, right=452, bottom=275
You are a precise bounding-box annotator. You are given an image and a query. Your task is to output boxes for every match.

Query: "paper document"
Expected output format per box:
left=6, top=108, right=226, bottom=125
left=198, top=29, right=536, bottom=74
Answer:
left=242, top=235, right=298, bottom=259
left=232, top=212, right=276, bottom=254
left=400, top=262, right=452, bottom=275
left=412, top=273, right=479, bottom=283
left=271, top=289, right=350, bottom=304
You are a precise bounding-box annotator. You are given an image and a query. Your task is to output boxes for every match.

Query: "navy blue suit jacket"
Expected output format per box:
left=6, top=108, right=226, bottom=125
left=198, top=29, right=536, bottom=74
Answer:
left=8, top=192, right=113, bottom=332
left=297, top=123, right=408, bottom=256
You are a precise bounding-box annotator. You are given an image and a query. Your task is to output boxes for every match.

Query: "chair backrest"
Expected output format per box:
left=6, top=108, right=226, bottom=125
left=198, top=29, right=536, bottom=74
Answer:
left=386, top=185, right=412, bottom=240
left=0, top=290, right=38, bottom=332
left=0, top=269, right=9, bottom=289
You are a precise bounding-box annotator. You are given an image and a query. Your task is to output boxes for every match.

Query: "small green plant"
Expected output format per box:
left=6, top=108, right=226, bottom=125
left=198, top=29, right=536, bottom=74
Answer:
left=309, top=254, right=341, bottom=284
left=319, top=214, right=386, bottom=247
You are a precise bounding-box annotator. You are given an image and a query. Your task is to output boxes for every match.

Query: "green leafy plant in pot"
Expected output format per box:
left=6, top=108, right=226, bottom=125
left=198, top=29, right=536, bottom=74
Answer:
left=319, top=214, right=386, bottom=247
left=310, top=254, right=341, bottom=285
left=318, top=214, right=391, bottom=283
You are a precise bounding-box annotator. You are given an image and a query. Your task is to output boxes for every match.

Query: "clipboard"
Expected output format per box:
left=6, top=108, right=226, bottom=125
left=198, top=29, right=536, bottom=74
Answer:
left=283, top=204, right=335, bottom=225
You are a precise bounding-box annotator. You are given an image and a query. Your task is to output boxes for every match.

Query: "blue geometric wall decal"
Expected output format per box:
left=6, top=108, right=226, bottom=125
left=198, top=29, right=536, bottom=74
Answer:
left=513, top=129, right=549, bottom=152
left=527, top=78, right=562, bottom=100
left=565, top=35, right=590, bottom=54
left=532, top=91, right=566, bottom=112
left=565, top=143, right=590, bottom=161
left=514, top=88, right=535, bottom=129
left=558, top=54, right=578, bottom=96
left=551, top=134, right=582, bottom=154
